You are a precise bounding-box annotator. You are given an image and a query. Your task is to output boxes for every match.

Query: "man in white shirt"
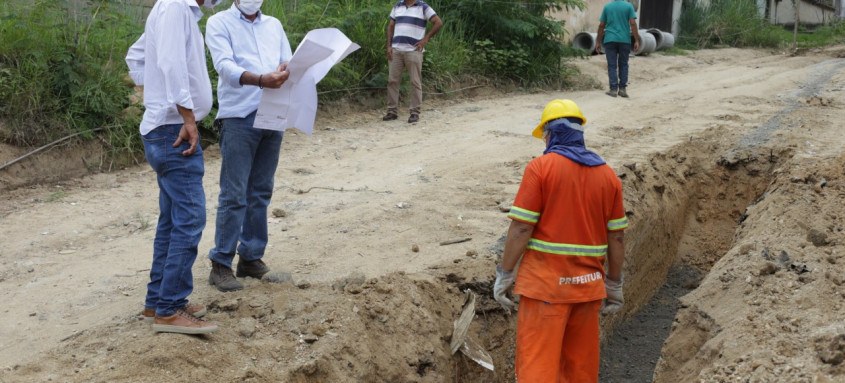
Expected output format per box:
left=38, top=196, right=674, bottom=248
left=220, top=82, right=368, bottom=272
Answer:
left=383, top=0, right=443, bottom=123
left=125, top=0, right=220, bottom=334
left=204, top=0, right=292, bottom=292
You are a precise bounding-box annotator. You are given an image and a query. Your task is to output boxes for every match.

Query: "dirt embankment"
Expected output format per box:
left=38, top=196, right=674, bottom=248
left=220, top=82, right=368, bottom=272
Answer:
left=3, top=46, right=845, bottom=382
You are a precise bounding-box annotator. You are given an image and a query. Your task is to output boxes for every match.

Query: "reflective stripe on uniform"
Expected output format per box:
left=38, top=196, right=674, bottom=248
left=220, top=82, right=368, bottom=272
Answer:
left=607, top=216, right=629, bottom=231
left=527, top=238, right=607, bottom=257
left=508, top=206, right=540, bottom=223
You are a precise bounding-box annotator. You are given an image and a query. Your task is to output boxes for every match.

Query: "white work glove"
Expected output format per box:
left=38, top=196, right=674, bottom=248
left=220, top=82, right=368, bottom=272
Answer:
left=493, top=264, right=516, bottom=313
left=601, top=277, right=624, bottom=315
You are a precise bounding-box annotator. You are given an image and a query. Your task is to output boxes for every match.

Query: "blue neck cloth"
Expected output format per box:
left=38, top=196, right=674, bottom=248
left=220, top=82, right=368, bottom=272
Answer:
left=543, top=118, right=606, bottom=167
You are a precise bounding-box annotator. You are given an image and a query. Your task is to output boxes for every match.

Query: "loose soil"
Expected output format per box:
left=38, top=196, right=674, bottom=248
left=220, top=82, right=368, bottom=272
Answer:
left=2, top=46, right=845, bottom=382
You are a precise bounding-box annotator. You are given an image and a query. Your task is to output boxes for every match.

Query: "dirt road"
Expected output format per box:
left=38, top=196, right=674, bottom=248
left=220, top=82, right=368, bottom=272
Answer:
left=2, top=47, right=845, bottom=382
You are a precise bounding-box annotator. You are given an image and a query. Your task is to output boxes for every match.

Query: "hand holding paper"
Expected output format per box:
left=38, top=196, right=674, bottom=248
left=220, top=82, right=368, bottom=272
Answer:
left=254, top=28, right=360, bottom=135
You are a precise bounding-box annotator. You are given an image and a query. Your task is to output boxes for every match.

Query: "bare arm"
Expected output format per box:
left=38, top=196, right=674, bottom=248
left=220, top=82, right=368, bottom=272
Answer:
left=629, top=19, right=640, bottom=51
left=501, top=220, right=535, bottom=272
left=386, top=19, right=395, bottom=61
left=606, top=230, right=625, bottom=281
left=415, top=15, right=443, bottom=51
left=596, top=22, right=606, bottom=54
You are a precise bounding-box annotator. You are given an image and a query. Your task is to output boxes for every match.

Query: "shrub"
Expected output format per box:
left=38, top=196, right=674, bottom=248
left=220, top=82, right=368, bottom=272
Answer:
left=0, top=0, right=142, bottom=152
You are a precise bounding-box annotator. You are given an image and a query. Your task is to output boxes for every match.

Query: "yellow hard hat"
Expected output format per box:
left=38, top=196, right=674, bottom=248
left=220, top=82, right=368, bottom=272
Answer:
left=531, top=99, right=587, bottom=139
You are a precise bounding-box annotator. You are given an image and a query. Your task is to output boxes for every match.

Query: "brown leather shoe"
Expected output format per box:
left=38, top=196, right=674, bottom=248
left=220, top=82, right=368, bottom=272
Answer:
left=209, top=261, right=244, bottom=292
left=236, top=259, right=270, bottom=279
left=152, top=309, right=218, bottom=334
left=140, top=303, right=207, bottom=322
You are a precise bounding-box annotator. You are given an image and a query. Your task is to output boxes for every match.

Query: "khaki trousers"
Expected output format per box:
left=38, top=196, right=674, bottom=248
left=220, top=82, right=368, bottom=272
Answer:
left=386, top=50, right=423, bottom=115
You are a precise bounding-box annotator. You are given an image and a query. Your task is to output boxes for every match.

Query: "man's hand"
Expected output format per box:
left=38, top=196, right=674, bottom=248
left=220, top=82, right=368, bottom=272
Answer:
left=387, top=47, right=393, bottom=61
left=173, top=121, right=199, bottom=156
left=493, top=265, right=517, bottom=313
left=276, top=62, right=288, bottom=73
left=596, top=44, right=603, bottom=54
left=633, top=41, right=640, bottom=53
left=262, top=71, right=290, bottom=89
left=414, top=38, right=429, bottom=51
left=601, top=277, right=624, bottom=315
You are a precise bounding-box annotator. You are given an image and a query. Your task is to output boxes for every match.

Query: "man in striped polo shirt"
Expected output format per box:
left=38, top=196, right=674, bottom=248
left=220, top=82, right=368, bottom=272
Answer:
left=383, top=0, right=443, bottom=123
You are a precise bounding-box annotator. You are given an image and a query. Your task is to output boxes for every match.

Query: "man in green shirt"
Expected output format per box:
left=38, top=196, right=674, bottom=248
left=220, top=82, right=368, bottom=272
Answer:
left=596, top=0, right=640, bottom=98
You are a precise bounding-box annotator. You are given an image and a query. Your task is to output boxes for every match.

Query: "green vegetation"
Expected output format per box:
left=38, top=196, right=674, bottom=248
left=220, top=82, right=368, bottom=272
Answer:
left=678, top=0, right=782, bottom=48
left=678, top=0, right=845, bottom=49
left=0, top=0, right=143, bottom=157
left=0, top=0, right=587, bottom=162
left=0, top=0, right=586, bottom=161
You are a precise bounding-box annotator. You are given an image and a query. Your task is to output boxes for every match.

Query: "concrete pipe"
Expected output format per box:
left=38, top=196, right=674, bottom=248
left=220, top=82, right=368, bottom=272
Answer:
left=647, top=28, right=675, bottom=50
left=572, top=32, right=598, bottom=54
left=634, top=29, right=657, bottom=56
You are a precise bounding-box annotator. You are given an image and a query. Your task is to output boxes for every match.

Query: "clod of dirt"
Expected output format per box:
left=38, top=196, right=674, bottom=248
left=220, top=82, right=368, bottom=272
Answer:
left=238, top=317, right=257, bottom=338
left=497, top=202, right=511, bottom=213
left=333, top=271, right=366, bottom=292
left=214, top=298, right=240, bottom=312
left=271, top=208, right=286, bottom=218
left=302, top=333, right=319, bottom=344
left=344, top=284, right=363, bottom=294
left=806, top=96, right=833, bottom=107
left=817, top=334, right=845, bottom=365
left=411, top=244, right=420, bottom=252
left=807, top=229, right=830, bottom=247
left=295, top=280, right=311, bottom=289
left=262, top=271, right=292, bottom=284
left=759, top=261, right=781, bottom=276
left=466, top=250, right=478, bottom=258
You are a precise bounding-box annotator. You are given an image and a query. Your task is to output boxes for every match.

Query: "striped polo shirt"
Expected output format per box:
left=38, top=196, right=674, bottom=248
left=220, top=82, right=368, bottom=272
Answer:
left=389, top=0, right=437, bottom=52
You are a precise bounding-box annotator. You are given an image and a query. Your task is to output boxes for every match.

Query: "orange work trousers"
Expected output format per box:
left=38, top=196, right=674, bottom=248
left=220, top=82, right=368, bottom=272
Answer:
left=515, top=297, right=602, bottom=383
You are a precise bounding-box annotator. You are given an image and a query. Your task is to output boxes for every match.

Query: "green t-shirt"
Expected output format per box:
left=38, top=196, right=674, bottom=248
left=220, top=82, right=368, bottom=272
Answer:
left=600, top=0, right=637, bottom=44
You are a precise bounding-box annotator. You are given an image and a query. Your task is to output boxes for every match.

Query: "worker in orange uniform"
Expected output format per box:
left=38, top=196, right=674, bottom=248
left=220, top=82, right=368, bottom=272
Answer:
left=493, top=99, right=628, bottom=382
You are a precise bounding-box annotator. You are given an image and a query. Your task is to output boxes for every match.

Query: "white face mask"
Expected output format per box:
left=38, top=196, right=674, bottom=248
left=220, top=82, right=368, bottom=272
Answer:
left=202, top=0, right=222, bottom=9
left=237, top=0, right=263, bottom=15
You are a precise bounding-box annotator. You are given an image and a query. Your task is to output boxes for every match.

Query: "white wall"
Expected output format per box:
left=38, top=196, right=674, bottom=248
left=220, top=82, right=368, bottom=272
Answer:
left=769, top=0, right=838, bottom=25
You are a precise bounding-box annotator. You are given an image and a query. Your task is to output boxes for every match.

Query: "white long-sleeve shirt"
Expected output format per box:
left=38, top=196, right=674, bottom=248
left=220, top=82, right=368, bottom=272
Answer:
left=125, top=0, right=212, bottom=135
left=205, top=5, right=292, bottom=119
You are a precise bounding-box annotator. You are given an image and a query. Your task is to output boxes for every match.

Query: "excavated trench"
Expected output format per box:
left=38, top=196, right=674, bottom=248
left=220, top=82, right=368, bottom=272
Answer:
left=10, top=130, right=786, bottom=383
left=451, top=128, right=781, bottom=382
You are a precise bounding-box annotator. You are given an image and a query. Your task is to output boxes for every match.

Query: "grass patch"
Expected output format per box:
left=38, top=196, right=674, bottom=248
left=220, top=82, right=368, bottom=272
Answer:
left=678, top=0, right=845, bottom=50
left=0, top=0, right=143, bottom=157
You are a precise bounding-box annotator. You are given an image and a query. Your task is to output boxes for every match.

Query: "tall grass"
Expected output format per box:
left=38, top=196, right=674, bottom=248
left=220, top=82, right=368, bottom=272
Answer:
left=1, top=0, right=585, bottom=163
left=678, top=0, right=783, bottom=48
left=0, top=0, right=143, bottom=156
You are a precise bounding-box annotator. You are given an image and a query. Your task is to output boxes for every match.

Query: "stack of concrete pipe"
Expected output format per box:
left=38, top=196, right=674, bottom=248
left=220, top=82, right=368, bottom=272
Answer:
left=572, top=28, right=675, bottom=56
left=646, top=28, right=675, bottom=50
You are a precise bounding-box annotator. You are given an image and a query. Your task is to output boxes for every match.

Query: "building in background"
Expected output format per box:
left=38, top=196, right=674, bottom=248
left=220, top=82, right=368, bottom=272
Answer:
left=759, top=0, right=842, bottom=26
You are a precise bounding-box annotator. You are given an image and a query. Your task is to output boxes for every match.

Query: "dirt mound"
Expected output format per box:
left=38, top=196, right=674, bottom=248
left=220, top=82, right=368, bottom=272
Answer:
left=6, top=265, right=507, bottom=382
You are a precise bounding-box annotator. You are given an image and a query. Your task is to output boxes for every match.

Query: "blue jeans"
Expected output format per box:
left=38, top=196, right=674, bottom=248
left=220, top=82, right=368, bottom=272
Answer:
left=604, top=42, right=631, bottom=90
left=142, top=124, right=206, bottom=317
left=209, top=111, right=283, bottom=268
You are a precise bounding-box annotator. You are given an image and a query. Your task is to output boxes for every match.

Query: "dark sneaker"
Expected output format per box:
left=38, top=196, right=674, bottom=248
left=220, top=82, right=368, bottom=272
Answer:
left=209, top=261, right=243, bottom=292
left=141, top=303, right=206, bottom=323
left=152, top=309, right=218, bottom=334
left=606, top=89, right=618, bottom=98
left=408, top=114, right=419, bottom=123
left=236, top=259, right=270, bottom=279
left=618, top=88, right=629, bottom=98
left=382, top=112, right=398, bottom=121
